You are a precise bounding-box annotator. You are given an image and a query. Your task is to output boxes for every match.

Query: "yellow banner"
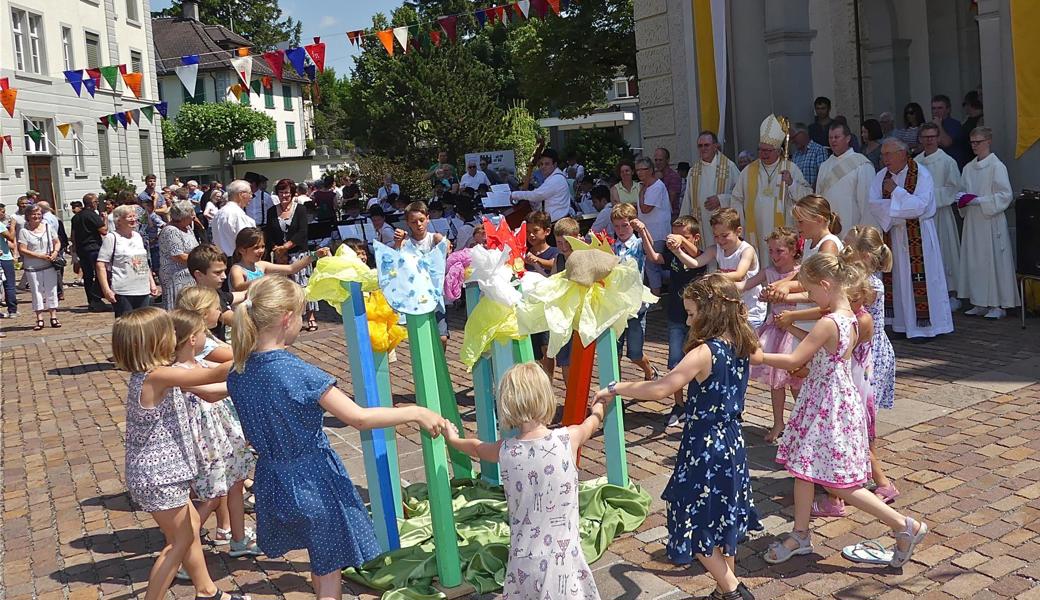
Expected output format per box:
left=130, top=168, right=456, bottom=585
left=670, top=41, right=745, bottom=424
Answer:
left=1012, top=0, right=1040, bottom=157
left=57, top=123, right=71, bottom=138
left=692, top=0, right=718, bottom=134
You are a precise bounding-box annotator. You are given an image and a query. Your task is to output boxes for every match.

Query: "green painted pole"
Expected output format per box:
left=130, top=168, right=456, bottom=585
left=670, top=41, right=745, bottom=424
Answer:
left=596, top=329, right=629, bottom=487
left=431, top=330, right=475, bottom=480
left=405, top=311, right=462, bottom=586
left=464, top=284, right=499, bottom=484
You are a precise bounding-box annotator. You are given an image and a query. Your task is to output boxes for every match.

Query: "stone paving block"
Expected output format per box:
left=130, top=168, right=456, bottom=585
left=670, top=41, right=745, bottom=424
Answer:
left=954, top=369, right=1037, bottom=394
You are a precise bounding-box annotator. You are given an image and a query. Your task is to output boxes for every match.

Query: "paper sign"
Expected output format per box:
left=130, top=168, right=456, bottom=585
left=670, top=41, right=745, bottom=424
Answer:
left=427, top=218, right=450, bottom=235
left=338, top=223, right=377, bottom=242
left=482, top=192, right=513, bottom=209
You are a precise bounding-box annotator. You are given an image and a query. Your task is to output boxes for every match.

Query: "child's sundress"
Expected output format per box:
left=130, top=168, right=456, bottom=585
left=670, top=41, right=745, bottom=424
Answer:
left=867, top=272, right=896, bottom=409
left=499, top=429, right=600, bottom=600
left=775, top=313, right=870, bottom=487
left=717, top=241, right=766, bottom=327
left=851, top=307, right=876, bottom=441
left=663, top=339, right=762, bottom=563
left=751, top=266, right=803, bottom=389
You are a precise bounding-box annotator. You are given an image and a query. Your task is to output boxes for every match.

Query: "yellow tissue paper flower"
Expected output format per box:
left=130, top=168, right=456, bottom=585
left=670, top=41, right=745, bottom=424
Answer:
left=305, top=244, right=379, bottom=312
left=365, top=290, right=407, bottom=353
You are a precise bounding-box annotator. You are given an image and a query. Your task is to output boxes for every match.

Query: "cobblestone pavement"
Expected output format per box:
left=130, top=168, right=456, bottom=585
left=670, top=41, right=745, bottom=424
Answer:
left=3, top=282, right=1040, bottom=600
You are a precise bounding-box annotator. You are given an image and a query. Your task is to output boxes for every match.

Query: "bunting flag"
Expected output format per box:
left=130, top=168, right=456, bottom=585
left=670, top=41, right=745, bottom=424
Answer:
left=125, top=110, right=135, bottom=125
left=85, top=68, right=102, bottom=90
left=376, top=29, right=395, bottom=56
left=547, top=0, right=561, bottom=14
left=108, top=114, right=117, bottom=128
left=99, top=116, right=109, bottom=129
left=122, top=72, right=144, bottom=98
left=57, top=123, right=72, bottom=138
left=99, top=65, right=121, bottom=89
left=263, top=50, right=285, bottom=80
left=0, top=77, right=8, bottom=91
left=229, top=83, right=244, bottom=100
left=118, top=64, right=128, bottom=75
left=347, top=30, right=360, bottom=46
left=531, top=0, right=548, bottom=18
left=304, top=64, right=317, bottom=81
left=155, top=101, right=169, bottom=118
left=64, top=70, right=84, bottom=96
left=516, top=0, right=531, bottom=18
left=393, top=26, right=409, bottom=53
left=261, top=75, right=273, bottom=89
left=131, top=108, right=141, bottom=123
left=475, top=9, right=487, bottom=27
left=305, top=37, right=326, bottom=72
left=230, top=55, right=252, bottom=87
left=439, top=16, right=458, bottom=41
left=285, top=47, right=307, bottom=76
left=176, top=55, right=200, bottom=97
left=237, top=47, right=249, bottom=57
left=429, top=28, right=442, bottom=47
left=83, top=77, right=97, bottom=98
left=1, top=135, right=11, bottom=152
left=115, top=112, right=128, bottom=128
left=141, top=105, right=155, bottom=122
left=27, top=129, right=42, bottom=144
left=0, top=88, right=16, bottom=118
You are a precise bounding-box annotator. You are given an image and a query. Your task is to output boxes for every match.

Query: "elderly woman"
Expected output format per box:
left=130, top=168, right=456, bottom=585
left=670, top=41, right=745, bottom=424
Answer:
left=97, top=204, right=159, bottom=317
left=264, top=178, right=320, bottom=330
left=17, top=205, right=62, bottom=330
left=158, top=200, right=199, bottom=309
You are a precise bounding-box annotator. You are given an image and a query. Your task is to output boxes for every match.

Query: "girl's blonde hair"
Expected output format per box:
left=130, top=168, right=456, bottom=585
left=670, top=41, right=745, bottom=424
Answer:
left=112, top=307, right=176, bottom=372
left=170, top=308, right=208, bottom=349
left=798, top=252, right=864, bottom=294
left=794, top=194, right=842, bottom=235
left=176, top=285, right=221, bottom=314
left=842, top=225, right=893, bottom=273
left=497, top=362, right=556, bottom=429
left=681, top=274, right=759, bottom=357
left=231, top=276, right=306, bottom=373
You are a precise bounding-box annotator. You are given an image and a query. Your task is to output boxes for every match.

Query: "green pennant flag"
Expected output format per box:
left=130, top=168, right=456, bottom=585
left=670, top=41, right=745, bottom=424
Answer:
left=251, top=79, right=261, bottom=94
left=108, top=114, right=118, bottom=127
left=141, top=105, right=154, bottom=122
left=27, top=129, right=42, bottom=144
left=99, top=65, right=120, bottom=89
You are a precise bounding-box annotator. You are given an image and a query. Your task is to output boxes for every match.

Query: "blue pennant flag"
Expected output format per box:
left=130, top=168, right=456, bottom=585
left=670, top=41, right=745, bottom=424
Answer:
left=155, top=101, right=169, bottom=118
left=285, top=47, right=307, bottom=76
left=83, top=77, right=96, bottom=97
left=64, top=70, right=84, bottom=96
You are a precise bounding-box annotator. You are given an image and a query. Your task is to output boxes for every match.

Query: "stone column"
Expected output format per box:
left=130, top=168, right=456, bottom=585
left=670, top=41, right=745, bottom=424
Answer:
left=762, top=0, right=816, bottom=124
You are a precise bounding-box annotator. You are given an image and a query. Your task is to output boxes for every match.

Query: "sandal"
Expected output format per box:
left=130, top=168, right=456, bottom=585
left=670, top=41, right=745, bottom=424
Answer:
left=842, top=540, right=893, bottom=564
left=33, top=319, right=44, bottom=331
left=195, top=591, right=250, bottom=600
left=873, top=484, right=901, bottom=504
left=810, top=495, right=846, bottom=517
left=701, top=582, right=754, bottom=600
left=889, top=517, right=927, bottom=567
left=50, top=318, right=62, bottom=328
left=763, top=529, right=814, bottom=564
left=644, top=365, right=661, bottom=381
left=307, top=321, right=318, bottom=332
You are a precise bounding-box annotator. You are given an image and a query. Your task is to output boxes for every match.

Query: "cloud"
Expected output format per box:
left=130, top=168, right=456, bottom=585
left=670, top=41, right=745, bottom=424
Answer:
left=318, top=15, right=338, bottom=29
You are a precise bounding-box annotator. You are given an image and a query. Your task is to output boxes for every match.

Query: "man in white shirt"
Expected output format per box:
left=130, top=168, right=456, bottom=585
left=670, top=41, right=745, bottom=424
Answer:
left=211, top=179, right=256, bottom=258
left=510, top=149, right=572, bottom=222
left=376, top=175, right=400, bottom=203
left=243, top=172, right=273, bottom=226
left=459, top=160, right=491, bottom=190
left=816, top=121, right=877, bottom=230
left=635, top=156, right=672, bottom=295
left=915, top=122, right=963, bottom=307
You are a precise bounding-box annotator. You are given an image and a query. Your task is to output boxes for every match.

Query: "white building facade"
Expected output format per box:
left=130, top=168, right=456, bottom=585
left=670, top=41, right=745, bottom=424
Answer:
left=0, top=0, right=165, bottom=214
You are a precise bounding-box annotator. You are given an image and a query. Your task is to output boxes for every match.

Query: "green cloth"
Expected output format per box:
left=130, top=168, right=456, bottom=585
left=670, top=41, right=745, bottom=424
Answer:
left=345, top=476, right=651, bottom=599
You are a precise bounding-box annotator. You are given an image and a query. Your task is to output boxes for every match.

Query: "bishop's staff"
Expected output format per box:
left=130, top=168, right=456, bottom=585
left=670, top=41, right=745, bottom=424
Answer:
left=777, top=115, right=792, bottom=203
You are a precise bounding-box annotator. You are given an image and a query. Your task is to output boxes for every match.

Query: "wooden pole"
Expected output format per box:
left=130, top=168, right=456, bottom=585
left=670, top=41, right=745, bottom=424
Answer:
left=595, top=329, right=628, bottom=486
left=464, top=284, right=500, bottom=484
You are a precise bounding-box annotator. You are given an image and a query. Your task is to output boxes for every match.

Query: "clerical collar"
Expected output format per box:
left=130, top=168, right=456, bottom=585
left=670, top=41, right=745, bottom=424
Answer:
left=701, top=154, right=717, bottom=166
left=891, top=164, right=909, bottom=177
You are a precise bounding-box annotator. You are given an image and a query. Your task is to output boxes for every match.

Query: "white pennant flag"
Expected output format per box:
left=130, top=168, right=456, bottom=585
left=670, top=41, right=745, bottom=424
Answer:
left=230, top=55, right=252, bottom=87
left=175, top=63, right=199, bottom=97
left=517, top=0, right=531, bottom=17
left=393, top=26, right=409, bottom=53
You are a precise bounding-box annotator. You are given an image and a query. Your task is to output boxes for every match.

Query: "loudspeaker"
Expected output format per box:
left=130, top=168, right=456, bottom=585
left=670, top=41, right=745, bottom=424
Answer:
left=1017, top=189, right=1040, bottom=277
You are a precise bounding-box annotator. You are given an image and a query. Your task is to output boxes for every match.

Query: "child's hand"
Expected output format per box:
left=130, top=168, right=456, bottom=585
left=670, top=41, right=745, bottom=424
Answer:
left=444, top=421, right=461, bottom=442
left=750, top=348, right=765, bottom=365
left=593, top=388, right=615, bottom=404
left=775, top=311, right=795, bottom=331
left=630, top=219, right=646, bottom=233
left=316, top=247, right=332, bottom=258
left=393, top=228, right=407, bottom=244
left=524, top=251, right=538, bottom=265
left=414, top=408, right=447, bottom=438
left=665, top=234, right=684, bottom=251
left=789, top=364, right=809, bottom=379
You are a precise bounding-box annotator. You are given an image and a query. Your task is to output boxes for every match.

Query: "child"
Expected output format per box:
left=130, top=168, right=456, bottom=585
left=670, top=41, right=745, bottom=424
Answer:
left=445, top=363, right=606, bottom=600
left=636, top=215, right=708, bottom=427
left=588, top=184, right=615, bottom=236
left=177, top=286, right=234, bottom=364
left=226, top=276, right=448, bottom=598
left=524, top=210, right=559, bottom=277
left=753, top=253, right=926, bottom=568
left=367, top=206, right=397, bottom=246
left=739, top=227, right=803, bottom=443
left=393, top=201, right=451, bottom=346
left=343, top=238, right=370, bottom=266
left=843, top=226, right=898, bottom=503
left=169, top=309, right=258, bottom=557
left=112, top=308, right=245, bottom=600
left=188, top=244, right=245, bottom=342
left=593, top=275, right=761, bottom=600
left=610, top=203, right=658, bottom=381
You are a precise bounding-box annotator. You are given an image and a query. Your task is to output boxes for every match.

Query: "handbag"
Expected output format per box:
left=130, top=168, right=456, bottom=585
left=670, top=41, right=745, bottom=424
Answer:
left=45, top=224, right=67, bottom=269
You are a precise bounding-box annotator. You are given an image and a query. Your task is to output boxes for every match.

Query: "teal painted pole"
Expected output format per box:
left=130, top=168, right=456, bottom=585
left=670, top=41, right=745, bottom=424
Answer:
left=464, top=284, right=499, bottom=484
left=372, top=349, right=403, bottom=518
left=596, top=328, right=629, bottom=486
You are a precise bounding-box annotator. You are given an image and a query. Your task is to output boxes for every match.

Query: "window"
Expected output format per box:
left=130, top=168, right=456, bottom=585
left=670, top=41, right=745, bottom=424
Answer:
left=613, top=78, right=631, bottom=99
left=140, top=131, right=153, bottom=177
left=85, top=32, right=101, bottom=69
left=97, top=126, right=111, bottom=176
left=23, top=119, right=48, bottom=154
left=282, top=85, right=292, bottom=110
left=126, top=0, right=139, bottom=21
left=130, top=50, right=143, bottom=74
left=61, top=27, right=75, bottom=71
left=239, top=86, right=250, bottom=106
left=244, top=142, right=255, bottom=160
left=11, top=9, right=45, bottom=74
left=268, top=131, right=277, bottom=154
left=285, top=122, right=296, bottom=149
left=263, top=86, right=275, bottom=109
left=73, top=131, right=86, bottom=172
left=183, top=82, right=203, bottom=104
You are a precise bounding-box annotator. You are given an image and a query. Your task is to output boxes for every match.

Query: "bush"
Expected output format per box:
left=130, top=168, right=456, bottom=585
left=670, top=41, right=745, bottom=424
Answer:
left=355, top=154, right=432, bottom=201
left=100, top=174, right=137, bottom=200
left=562, top=128, right=633, bottom=180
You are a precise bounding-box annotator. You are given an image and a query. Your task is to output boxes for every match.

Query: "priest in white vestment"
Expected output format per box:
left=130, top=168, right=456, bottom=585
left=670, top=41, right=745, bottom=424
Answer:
left=680, top=131, right=738, bottom=250
left=956, top=127, right=1020, bottom=319
left=731, top=114, right=812, bottom=264
left=915, top=122, right=963, bottom=303
left=868, top=138, right=953, bottom=338
left=816, top=121, right=877, bottom=230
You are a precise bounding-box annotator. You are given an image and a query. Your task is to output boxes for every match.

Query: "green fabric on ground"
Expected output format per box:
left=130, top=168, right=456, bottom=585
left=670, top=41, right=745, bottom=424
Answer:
left=344, top=476, right=651, bottom=599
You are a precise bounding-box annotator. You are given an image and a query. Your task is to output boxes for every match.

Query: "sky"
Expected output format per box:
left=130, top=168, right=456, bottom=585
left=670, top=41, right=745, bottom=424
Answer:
left=151, top=0, right=404, bottom=76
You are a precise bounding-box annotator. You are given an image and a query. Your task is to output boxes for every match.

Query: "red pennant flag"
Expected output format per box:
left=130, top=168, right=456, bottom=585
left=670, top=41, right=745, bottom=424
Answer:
left=121, top=72, right=143, bottom=98
left=429, top=28, right=441, bottom=47
left=261, top=76, right=272, bottom=89
left=0, top=77, right=8, bottom=91
left=547, top=0, right=561, bottom=14
left=514, top=2, right=527, bottom=19
left=487, top=7, right=499, bottom=24
left=262, top=51, right=285, bottom=80
left=118, top=64, right=128, bottom=75
left=86, top=68, right=103, bottom=89
left=497, top=5, right=509, bottom=22
left=346, top=30, right=357, bottom=46
left=531, top=0, right=548, bottom=18
left=3, top=135, right=11, bottom=151
left=438, top=16, right=458, bottom=42
left=376, top=29, right=395, bottom=56
left=305, top=37, right=326, bottom=73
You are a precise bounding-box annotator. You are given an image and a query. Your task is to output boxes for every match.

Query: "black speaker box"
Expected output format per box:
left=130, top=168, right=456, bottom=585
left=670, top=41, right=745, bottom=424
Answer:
left=1017, top=189, right=1040, bottom=277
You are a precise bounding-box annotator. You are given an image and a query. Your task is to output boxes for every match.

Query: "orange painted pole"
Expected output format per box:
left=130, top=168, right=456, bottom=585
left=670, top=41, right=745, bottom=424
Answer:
left=561, top=333, right=596, bottom=463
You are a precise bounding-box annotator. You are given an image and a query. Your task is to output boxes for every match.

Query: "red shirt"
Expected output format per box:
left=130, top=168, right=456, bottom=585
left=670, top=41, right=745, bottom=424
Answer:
left=659, top=167, right=683, bottom=218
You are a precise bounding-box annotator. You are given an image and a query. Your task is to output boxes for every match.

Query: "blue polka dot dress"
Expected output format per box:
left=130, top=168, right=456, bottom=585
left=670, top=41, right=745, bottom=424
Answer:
left=227, top=350, right=381, bottom=575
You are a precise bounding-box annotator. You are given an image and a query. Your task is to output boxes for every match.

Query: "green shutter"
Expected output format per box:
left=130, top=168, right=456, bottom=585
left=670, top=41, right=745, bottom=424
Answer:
left=286, top=122, right=296, bottom=149
left=183, top=83, right=202, bottom=104
left=244, top=142, right=255, bottom=160
left=240, top=87, right=250, bottom=106
left=264, top=86, right=274, bottom=109
left=282, top=85, right=292, bottom=110
left=268, top=132, right=277, bottom=154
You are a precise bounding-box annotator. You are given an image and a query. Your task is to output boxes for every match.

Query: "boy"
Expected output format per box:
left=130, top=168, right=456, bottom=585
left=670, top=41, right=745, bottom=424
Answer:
left=552, top=217, right=579, bottom=275
left=534, top=217, right=580, bottom=381
left=635, top=215, right=707, bottom=426
left=588, top=184, right=615, bottom=236
left=523, top=211, right=558, bottom=277
left=368, top=206, right=396, bottom=245
left=394, top=201, right=451, bottom=347
left=610, top=203, right=658, bottom=382
left=576, top=177, right=597, bottom=214
left=188, top=244, right=246, bottom=341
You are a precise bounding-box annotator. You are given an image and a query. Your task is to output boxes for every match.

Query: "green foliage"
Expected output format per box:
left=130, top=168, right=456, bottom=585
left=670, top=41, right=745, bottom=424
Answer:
left=99, top=174, right=136, bottom=201
left=161, top=118, right=187, bottom=159
left=154, top=0, right=300, bottom=51
left=168, top=103, right=276, bottom=155
left=498, top=101, right=543, bottom=179
left=562, top=128, right=633, bottom=178
left=311, top=67, right=352, bottom=143
left=356, top=154, right=432, bottom=201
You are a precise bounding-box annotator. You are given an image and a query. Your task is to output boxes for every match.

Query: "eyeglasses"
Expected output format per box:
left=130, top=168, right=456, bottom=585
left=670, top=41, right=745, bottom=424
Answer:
left=697, top=143, right=713, bottom=148
left=969, top=139, right=988, bottom=145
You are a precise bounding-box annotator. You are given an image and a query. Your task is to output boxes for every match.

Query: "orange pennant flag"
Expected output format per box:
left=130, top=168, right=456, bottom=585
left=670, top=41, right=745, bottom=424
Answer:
left=376, top=29, right=395, bottom=56
left=125, top=110, right=135, bottom=125
left=121, top=72, right=143, bottom=98
left=0, top=88, right=16, bottom=117
left=230, top=83, right=243, bottom=100
left=237, top=47, right=250, bottom=57
left=57, top=123, right=72, bottom=138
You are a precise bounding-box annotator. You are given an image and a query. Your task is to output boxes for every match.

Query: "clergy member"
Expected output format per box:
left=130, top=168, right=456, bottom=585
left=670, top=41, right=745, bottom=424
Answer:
left=956, top=127, right=1020, bottom=319
left=816, top=121, right=877, bottom=230
left=680, top=130, right=738, bottom=250
left=868, top=138, right=953, bottom=339
left=915, top=122, right=963, bottom=308
left=730, top=114, right=811, bottom=263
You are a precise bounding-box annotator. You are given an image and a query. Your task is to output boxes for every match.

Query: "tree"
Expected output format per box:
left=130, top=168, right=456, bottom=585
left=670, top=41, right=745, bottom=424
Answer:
left=498, top=101, right=543, bottom=178
left=161, top=119, right=187, bottom=159
left=311, top=67, right=351, bottom=143
left=165, top=103, right=276, bottom=178
left=154, top=0, right=301, bottom=50
left=562, top=128, right=632, bottom=178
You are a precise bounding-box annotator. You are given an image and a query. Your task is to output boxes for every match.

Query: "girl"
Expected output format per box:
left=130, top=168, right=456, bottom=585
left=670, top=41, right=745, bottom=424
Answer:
left=342, top=238, right=370, bottom=266
left=446, top=362, right=606, bottom=600
left=112, top=308, right=246, bottom=600
left=843, top=226, right=898, bottom=503
left=753, top=253, right=926, bottom=568
left=593, top=275, right=761, bottom=600
left=226, top=276, right=448, bottom=599
left=177, top=286, right=233, bottom=364
left=737, top=227, right=802, bottom=443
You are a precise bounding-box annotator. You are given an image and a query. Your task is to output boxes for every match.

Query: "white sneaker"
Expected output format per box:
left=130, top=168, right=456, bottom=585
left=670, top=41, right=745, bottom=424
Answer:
left=984, top=307, right=1006, bottom=319
left=948, top=297, right=962, bottom=311
left=965, top=306, right=988, bottom=316
left=666, top=405, right=685, bottom=427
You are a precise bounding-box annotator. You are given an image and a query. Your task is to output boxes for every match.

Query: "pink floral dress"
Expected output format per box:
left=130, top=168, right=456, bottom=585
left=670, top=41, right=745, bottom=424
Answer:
left=775, top=312, right=870, bottom=488
left=751, top=266, right=802, bottom=389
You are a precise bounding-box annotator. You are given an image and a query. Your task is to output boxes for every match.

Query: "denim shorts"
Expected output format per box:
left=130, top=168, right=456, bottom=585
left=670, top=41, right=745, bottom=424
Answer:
left=436, top=309, right=448, bottom=338
left=617, top=305, right=648, bottom=361
left=667, top=319, right=690, bottom=370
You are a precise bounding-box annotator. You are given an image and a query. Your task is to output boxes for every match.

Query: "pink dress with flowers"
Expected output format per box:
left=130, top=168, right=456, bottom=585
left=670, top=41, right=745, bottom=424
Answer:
left=851, top=307, right=876, bottom=440
left=775, top=312, right=870, bottom=488
left=751, top=266, right=802, bottom=389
